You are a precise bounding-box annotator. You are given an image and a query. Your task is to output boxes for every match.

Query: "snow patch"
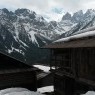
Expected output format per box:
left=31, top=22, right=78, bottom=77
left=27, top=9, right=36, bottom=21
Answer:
left=37, top=86, right=54, bottom=93
left=23, top=23, right=31, bottom=32
left=8, top=49, right=12, bottom=54
left=33, top=65, right=50, bottom=72
left=28, top=31, right=39, bottom=46
left=40, top=33, right=51, bottom=41
left=82, top=91, right=95, bottom=95
left=8, top=47, right=25, bottom=56
left=19, top=40, right=29, bottom=48
left=35, top=15, right=46, bottom=23
left=54, top=29, right=63, bottom=35
left=19, top=15, right=29, bottom=19
left=33, top=65, right=55, bottom=72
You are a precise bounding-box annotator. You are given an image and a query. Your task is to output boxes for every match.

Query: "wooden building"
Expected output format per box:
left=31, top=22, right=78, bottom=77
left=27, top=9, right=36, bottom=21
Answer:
left=43, top=30, right=95, bottom=95
left=37, top=72, right=54, bottom=88
left=0, top=51, right=37, bottom=91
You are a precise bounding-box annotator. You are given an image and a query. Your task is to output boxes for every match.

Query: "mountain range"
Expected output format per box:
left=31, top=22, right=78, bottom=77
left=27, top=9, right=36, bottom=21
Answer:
left=0, top=8, right=95, bottom=64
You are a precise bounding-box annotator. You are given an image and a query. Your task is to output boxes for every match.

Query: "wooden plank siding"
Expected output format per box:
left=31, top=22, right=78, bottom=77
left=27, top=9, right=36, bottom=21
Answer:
left=50, top=48, right=95, bottom=82
left=0, top=51, right=37, bottom=91
left=49, top=47, right=95, bottom=95
left=0, top=69, right=37, bottom=91
left=42, top=36, right=95, bottom=95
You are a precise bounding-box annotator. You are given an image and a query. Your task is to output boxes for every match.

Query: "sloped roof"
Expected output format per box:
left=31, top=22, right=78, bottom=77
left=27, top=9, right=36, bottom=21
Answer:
left=43, top=26, right=95, bottom=49
left=0, top=51, right=31, bottom=70
left=55, top=29, right=95, bottom=43
left=43, top=37, right=95, bottom=48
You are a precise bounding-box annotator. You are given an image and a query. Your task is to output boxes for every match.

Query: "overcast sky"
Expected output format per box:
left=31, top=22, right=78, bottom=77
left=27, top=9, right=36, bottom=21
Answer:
left=0, top=0, right=95, bottom=21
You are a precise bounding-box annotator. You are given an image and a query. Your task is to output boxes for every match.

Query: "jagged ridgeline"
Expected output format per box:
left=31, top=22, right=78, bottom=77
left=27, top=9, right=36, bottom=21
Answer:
left=0, top=8, right=95, bottom=64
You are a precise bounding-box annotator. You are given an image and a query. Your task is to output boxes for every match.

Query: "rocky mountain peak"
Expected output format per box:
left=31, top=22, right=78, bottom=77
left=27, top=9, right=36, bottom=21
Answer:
left=71, top=10, right=83, bottom=23
left=15, top=8, right=29, bottom=14
left=15, top=8, right=36, bottom=18
left=62, top=12, right=71, bottom=20
left=85, top=9, right=95, bottom=14
left=82, top=9, right=95, bottom=23
left=74, top=10, right=83, bottom=15
left=2, top=8, right=9, bottom=14
left=84, top=9, right=95, bottom=18
left=49, top=21, right=57, bottom=27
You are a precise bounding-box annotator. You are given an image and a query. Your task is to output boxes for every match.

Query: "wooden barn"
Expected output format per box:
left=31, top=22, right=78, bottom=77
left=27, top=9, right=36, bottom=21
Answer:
left=0, top=51, right=37, bottom=91
left=43, top=30, right=95, bottom=95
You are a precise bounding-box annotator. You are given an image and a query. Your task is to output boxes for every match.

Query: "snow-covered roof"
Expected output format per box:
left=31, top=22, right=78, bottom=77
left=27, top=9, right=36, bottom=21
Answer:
left=55, top=29, right=95, bottom=43
left=43, top=27, right=95, bottom=48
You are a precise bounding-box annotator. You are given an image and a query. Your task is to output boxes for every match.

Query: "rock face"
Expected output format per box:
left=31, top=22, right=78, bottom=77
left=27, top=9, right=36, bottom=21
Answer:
left=62, top=12, right=71, bottom=20
left=71, top=10, right=84, bottom=23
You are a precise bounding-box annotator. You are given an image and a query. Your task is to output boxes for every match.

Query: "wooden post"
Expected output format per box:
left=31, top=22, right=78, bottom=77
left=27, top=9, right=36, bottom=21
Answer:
left=50, top=49, right=52, bottom=70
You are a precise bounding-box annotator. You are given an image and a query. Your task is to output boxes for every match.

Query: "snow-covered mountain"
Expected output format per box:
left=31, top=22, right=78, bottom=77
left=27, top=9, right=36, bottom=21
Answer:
left=0, top=8, right=52, bottom=64
left=1, top=8, right=95, bottom=64
left=0, top=8, right=79, bottom=64
left=58, top=9, right=95, bottom=38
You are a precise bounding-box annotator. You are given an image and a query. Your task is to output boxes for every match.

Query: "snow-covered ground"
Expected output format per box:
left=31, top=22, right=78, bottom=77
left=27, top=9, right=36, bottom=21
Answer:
left=0, top=87, right=95, bottom=95
left=82, top=91, right=95, bottom=95
left=0, top=88, right=44, bottom=95
left=33, top=65, right=50, bottom=72
left=37, top=86, right=54, bottom=93
left=33, top=65, right=55, bottom=72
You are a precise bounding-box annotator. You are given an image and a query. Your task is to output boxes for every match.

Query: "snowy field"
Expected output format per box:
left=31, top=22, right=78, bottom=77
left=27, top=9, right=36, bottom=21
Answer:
left=0, top=86, right=54, bottom=95
left=0, top=87, right=94, bottom=95
left=0, top=88, right=44, bottom=95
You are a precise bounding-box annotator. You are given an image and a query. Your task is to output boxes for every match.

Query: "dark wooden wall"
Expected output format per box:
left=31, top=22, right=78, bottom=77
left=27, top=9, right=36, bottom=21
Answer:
left=0, top=69, right=37, bottom=91
left=51, top=48, right=95, bottom=82
left=50, top=48, right=95, bottom=95
left=54, top=73, right=75, bottom=95
left=37, top=72, right=54, bottom=88
left=0, top=52, right=37, bottom=91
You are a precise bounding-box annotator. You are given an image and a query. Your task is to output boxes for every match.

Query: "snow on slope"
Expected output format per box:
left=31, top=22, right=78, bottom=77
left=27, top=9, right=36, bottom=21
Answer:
left=28, top=31, right=38, bottom=45
left=39, top=33, right=51, bottom=41
left=60, top=20, right=76, bottom=31
left=0, top=88, right=44, bottom=95
left=73, top=26, right=95, bottom=35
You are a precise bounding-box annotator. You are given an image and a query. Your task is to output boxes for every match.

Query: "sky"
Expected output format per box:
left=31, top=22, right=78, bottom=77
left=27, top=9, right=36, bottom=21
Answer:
left=0, top=0, right=95, bottom=21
